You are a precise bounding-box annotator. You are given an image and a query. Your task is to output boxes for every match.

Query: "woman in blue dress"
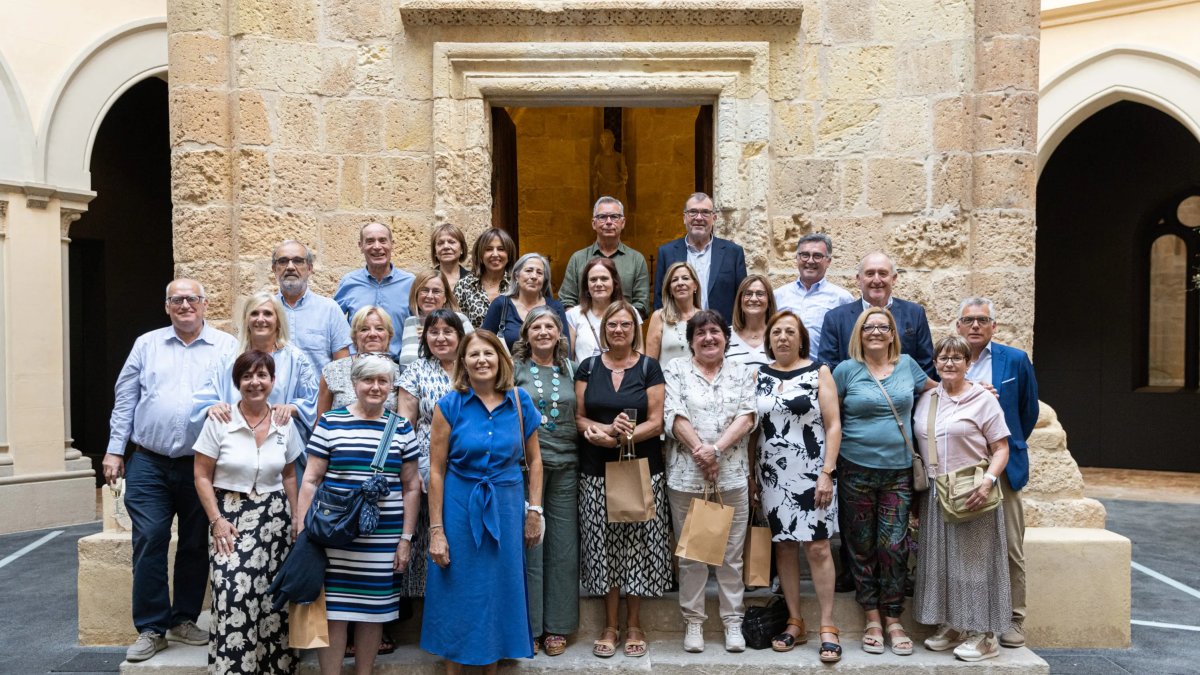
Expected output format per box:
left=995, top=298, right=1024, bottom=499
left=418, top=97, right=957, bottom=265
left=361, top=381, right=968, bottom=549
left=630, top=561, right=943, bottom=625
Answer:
left=422, top=329, right=544, bottom=672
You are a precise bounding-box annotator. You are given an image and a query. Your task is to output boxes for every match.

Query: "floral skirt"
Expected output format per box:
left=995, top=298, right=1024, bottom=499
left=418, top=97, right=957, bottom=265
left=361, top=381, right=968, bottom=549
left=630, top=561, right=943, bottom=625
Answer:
left=209, top=489, right=295, bottom=675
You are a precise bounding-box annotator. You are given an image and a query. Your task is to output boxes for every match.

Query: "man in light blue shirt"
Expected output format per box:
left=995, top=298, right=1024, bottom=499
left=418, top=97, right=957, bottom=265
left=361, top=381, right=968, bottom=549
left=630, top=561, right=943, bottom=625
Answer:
left=273, top=240, right=351, bottom=373
left=102, top=279, right=237, bottom=663
left=333, top=221, right=415, bottom=355
left=772, top=232, right=853, bottom=356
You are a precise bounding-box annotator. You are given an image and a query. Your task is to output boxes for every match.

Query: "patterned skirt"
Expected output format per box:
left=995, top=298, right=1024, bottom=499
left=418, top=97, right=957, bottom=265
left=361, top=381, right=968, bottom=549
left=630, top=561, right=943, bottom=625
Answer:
left=912, top=484, right=1013, bottom=634
left=396, top=494, right=429, bottom=597
left=579, top=472, right=673, bottom=597
left=209, top=489, right=296, bottom=675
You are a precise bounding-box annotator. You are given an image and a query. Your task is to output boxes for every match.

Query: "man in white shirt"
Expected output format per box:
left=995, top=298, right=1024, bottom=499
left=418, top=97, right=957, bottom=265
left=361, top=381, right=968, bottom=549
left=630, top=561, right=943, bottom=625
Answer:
left=773, top=233, right=853, bottom=356
left=102, top=279, right=237, bottom=662
left=273, top=240, right=351, bottom=373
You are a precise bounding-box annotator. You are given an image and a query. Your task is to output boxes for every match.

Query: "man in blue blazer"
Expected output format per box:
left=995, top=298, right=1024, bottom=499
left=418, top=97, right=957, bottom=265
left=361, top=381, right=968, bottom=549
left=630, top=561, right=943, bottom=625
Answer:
left=652, top=192, right=747, bottom=323
left=958, top=297, right=1039, bottom=649
left=816, top=251, right=937, bottom=379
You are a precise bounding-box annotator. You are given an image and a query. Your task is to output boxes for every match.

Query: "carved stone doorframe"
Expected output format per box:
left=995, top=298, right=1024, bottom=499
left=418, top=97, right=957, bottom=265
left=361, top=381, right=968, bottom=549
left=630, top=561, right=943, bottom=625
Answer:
left=430, top=41, right=771, bottom=243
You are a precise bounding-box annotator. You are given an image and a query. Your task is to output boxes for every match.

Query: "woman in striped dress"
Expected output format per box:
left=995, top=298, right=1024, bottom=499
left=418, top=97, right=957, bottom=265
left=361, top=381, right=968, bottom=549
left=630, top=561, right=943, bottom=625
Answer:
left=297, top=355, right=421, bottom=675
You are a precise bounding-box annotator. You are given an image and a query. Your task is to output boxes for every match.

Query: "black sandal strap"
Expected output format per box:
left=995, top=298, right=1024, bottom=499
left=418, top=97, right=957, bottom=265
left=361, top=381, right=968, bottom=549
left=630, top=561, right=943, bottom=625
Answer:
left=820, top=641, right=843, bottom=654
left=773, top=632, right=797, bottom=648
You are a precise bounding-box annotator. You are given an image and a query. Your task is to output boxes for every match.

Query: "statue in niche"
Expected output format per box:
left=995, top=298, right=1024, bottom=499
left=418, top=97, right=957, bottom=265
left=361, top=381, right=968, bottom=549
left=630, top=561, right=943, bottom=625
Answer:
left=592, top=128, right=628, bottom=205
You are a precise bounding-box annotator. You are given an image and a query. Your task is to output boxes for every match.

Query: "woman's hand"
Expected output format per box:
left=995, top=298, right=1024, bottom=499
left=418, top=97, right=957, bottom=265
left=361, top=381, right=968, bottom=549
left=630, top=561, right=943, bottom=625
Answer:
left=207, top=403, right=232, bottom=423
left=814, top=473, right=834, bottom=510
left=748, top=474, right=760, bottom=508
left=211, top=517, right=240, bottom=555
left=292, top=514, right=304, bottom=538
left=429, top=529, right=450, bottom=568
left=692, top=444, right=718, bottom=481
left=583, top=424, right=620, bottom=448
left=524, top=511, right=544, bottom=548
left=965, top=479, right=995, bottom=511
left=271, top=403, right=297, bottom=426
left=610, top=413, right=635, bottom=438
left=393, top=540, right=413, bottom=571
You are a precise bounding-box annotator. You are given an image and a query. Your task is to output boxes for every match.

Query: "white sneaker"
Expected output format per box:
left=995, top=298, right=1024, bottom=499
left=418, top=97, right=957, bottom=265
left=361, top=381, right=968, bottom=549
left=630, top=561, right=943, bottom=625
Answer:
left=924, top=623, right=962, bottom=651
left=125, top=631, right=167, bottom=662
left=683, top=621, right=704, bottom=653
left=954, top=631, right=1000, bottom=662
left=724, top=622, right=746, bottom=652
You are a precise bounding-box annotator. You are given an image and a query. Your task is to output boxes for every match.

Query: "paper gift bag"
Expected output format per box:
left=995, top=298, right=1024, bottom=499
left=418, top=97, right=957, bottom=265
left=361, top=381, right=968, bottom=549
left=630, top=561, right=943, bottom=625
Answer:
left=289, top=589, right=330, bottom=649
left=675, top=487, right=735, bottom=566
left=605, top=453, right=655, bottom=523
left=743, top=516, right=773, bottom=588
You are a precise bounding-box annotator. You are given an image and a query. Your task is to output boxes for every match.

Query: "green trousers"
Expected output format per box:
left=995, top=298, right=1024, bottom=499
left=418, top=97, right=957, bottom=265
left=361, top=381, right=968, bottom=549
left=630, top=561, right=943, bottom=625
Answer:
left=526, top=463, right=580, bottom=636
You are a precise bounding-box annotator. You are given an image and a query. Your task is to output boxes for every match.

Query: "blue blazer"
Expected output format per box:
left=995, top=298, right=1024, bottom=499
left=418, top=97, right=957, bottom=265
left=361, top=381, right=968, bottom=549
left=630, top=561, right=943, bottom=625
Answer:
left=990, top=341, right=1039, bottom=492
left=816, top=297, right=937, bottom=380
left=653, top=236, right=747, bottom=323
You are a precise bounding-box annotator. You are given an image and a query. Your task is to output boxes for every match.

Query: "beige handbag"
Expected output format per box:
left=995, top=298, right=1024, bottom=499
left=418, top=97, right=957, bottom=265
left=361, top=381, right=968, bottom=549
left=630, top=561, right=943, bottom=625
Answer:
left=926, top=392, right=1003, bottom=524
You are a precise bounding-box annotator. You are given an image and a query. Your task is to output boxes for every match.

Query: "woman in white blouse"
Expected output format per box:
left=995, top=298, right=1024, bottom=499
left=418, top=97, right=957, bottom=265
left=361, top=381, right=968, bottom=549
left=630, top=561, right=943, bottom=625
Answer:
left=646, top=262, right=701, bottom=369
left=727, top=274, right=777, bottom=370
left=566, top=257, right=640, bottom=364
left=663, top=310, right=757, bottom=654
left=194, top=350, right=303, bottom=674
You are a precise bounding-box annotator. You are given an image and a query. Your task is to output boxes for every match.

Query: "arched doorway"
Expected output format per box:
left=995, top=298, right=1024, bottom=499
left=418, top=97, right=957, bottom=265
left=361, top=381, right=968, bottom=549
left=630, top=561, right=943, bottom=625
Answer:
left=1035, top=101, right=1200, bottom=471
left=69, top=77, right=173, bottom=478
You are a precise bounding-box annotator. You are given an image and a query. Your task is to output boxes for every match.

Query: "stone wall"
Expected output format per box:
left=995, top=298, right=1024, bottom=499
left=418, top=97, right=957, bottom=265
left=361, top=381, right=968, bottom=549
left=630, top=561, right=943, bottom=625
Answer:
left=168, top=0, right=1039, bottom=348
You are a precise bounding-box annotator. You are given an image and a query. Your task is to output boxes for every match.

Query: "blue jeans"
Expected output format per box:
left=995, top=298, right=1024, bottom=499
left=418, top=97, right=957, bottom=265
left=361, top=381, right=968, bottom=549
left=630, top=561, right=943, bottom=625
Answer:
left=123, top=449, right=209, bottom=635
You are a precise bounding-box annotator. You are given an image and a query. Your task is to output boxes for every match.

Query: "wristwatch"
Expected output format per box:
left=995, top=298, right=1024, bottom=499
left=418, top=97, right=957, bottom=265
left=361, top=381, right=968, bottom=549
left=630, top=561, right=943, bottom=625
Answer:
left=399, top=533, right=414, bottom=542
left=527, top=504, right=544, bottom=515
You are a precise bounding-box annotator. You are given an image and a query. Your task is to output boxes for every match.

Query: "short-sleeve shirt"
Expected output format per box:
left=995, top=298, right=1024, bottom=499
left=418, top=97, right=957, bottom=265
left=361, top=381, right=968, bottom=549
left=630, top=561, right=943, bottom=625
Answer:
left=193, top=407, right=304, bottom=493
left=322, top=354, right=403, bottom=412
left=436, top=388, right=539, bottom=483
left=397, top=356, right=454, bottom=485
left=663, top=357, right=757, bottom=492
left=306, top=408, right=419, bottom=488
left=514, top=359, right=578, bottom=468
left=481, top=296, right=571, bottom=352
left=913, top=382, right=1010, bottom=477
left=278, top=289, right=352, bottom=374
left=833, top=355, right=928, bottom=470
left=575, top=354, right=666, bottom=477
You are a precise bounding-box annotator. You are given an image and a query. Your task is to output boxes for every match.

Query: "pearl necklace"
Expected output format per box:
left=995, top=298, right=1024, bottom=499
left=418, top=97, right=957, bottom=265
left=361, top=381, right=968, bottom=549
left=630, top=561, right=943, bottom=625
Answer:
left=529, top=363, right=562, bottom=431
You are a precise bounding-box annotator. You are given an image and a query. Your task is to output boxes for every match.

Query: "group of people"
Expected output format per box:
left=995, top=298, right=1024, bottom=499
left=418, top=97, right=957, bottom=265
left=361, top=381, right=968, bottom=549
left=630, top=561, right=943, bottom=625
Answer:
left=104, top=191, right=1039, bottom=673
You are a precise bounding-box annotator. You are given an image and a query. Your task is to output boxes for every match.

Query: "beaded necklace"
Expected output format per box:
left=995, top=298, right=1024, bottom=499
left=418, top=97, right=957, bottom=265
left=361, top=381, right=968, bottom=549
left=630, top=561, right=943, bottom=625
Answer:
left=528, top=362, right=562, bottom=431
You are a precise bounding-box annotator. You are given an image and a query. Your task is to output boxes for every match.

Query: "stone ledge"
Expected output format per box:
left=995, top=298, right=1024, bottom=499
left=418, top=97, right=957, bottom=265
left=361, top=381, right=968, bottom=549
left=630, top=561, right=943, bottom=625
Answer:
left=400, top=0, right=803, bottom=26
left=0, top=474, right=95, bottom=535
left=1024, top=527, right=1131, bottom=648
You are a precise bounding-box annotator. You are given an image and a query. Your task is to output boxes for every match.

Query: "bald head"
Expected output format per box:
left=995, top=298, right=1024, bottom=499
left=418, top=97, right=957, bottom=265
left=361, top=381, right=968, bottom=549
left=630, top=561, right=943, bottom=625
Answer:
left=856, top=251, right=897, bottom=307
left=164, top=278, right=208, bottom=338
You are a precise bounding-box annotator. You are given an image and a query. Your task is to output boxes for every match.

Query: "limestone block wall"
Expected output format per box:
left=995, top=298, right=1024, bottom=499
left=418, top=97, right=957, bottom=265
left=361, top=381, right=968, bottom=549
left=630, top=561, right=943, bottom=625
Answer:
left=167, top=0, right=1039, bottom=348
left=1023, top=402, right=1107, bottom=528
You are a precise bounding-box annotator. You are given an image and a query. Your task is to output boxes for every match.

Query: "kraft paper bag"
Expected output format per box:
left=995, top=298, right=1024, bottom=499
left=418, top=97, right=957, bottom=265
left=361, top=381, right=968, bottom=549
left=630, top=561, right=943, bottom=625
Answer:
left=605, top=454, right=655, bottom=523
left=743, top=520, right=773, bottom=588
left=289, top=589, right=330, bottom=649
left=675, top=488, right=734, bottom=566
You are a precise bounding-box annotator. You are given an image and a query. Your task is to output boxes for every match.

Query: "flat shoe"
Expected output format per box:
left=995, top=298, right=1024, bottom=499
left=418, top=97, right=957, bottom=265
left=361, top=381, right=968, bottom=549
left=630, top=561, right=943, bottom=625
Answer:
left=861, top=620, right=885, bottom=654
left=543, top=634, right=567, bottom=656
left=772, top=617, right=806, bottom=652
left=819, top=625, right=842, bottom=663
left=592, top=626, right=619, bottom=658
left=624, top=627, right=647, bottom=657
left=886, top=622, right=914, bottom=656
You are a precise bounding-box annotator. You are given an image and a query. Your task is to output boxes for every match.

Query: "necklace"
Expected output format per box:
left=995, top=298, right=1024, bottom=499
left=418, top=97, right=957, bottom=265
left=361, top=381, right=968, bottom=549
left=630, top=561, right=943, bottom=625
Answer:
left=528, top=363, right=562, bottom=431
left=239, top=402, right=269, bottom=431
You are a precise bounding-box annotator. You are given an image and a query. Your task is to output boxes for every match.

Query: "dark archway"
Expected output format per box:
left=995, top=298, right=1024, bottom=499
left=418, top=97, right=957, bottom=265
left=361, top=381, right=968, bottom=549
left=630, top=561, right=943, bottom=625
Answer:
left=1035, top=101, right=1200, bottom=471
left=69, top=77, right=173, bottom=480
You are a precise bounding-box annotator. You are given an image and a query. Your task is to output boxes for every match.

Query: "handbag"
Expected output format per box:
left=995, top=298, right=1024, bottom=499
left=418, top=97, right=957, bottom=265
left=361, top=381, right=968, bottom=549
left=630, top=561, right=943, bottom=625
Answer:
left=741, top=594, right=789, bottom=650
left=867, top=369, right=929, bottom=492
left=926, top=392, right=1003, bottom=523
left=675, top=483, right=735, bottom=566
left=304, top=411, right=401, bottom=547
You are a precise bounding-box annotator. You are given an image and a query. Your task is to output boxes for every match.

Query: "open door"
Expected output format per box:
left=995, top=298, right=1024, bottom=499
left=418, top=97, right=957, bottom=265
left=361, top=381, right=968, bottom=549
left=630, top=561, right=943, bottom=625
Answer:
left=695, top=105, right=714, bottom=195
left=491, top=106, right=519, bottom=245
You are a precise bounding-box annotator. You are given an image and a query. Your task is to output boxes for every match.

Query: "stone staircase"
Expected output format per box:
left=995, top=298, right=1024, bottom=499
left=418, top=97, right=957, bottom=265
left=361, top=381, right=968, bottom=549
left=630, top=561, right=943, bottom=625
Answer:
left=120, top=584, right=1048, bottom=674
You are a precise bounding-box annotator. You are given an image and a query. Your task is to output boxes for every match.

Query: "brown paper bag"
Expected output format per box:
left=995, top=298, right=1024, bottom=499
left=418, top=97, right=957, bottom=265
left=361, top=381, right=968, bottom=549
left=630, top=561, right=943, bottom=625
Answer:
left=743, top=519, right=773, bottom=588
left=605, top=453, right=655, bottom=523
left=675, top=487, right=734, bottom=566
left=289, top=589, right=330, bottom=649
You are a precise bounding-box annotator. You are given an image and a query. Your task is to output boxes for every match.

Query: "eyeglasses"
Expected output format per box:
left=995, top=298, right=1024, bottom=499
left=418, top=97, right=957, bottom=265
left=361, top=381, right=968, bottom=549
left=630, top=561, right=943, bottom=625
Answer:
left=861, top=324, right=892, bottom=334
left=936, top=355, right=966, bottom=364
left=273, top=256, right=307, bottom=267
left=798, top=252, right=828, bottom=262
left=606, top=321, right=635, bottom=331
left=957, top=316, right=994, bottom=326
left=742, top=290, right=768, bottom=298
left=418, top=287, right=445, bottom=297
left=684, top=209, right=715, bottom=218
left=593, top=213, right=624, bottom=221
left=167, top=295, right=205, bottom=306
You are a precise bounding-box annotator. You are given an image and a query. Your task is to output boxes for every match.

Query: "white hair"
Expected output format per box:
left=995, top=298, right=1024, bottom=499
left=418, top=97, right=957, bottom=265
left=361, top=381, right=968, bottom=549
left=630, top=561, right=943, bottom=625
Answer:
left=959, top=297, right=997, bottom=321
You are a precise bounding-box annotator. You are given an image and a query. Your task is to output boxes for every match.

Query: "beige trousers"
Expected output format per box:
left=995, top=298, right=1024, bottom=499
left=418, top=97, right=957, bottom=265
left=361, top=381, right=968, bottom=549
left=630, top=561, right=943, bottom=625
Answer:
left=667, top=484, right=749, bottom=626
left=1000, top=473, right=1026, bottom=625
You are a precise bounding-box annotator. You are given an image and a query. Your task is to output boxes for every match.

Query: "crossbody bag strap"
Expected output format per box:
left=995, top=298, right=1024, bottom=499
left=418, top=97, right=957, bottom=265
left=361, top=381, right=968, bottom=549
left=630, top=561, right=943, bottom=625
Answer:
left=370, top=411, right=402, bottom=472
left=866, top=370, right=916, bottom=460
left=514, top=389, right=529, bottom=471
left=926, top=392, right=940, bottom=474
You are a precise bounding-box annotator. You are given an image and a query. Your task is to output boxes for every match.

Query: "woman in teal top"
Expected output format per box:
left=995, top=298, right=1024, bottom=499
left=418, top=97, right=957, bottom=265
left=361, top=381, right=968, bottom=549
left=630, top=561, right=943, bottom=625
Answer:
left=511, top=306, right=579, bottom=656
left=831, top=307, right=933, bottom=657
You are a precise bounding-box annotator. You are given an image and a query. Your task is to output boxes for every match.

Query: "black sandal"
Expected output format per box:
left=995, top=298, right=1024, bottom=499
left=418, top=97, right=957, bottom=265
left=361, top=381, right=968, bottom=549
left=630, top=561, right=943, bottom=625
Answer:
left=772, top=617, right=807, bottom=652
left=819, top=625, right=842, bottom=663
left=377, top=635, right=396, bottom=656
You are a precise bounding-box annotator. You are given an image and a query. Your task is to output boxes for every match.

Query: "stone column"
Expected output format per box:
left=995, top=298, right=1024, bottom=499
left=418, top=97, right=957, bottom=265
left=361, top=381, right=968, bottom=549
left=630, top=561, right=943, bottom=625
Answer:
left=61, top=207, right=91, bottom=472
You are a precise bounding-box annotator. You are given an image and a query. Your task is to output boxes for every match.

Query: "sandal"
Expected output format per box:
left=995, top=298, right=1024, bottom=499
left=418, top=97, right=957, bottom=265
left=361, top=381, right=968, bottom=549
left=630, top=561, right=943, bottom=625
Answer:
left=886, top=622, right=913, bottom=656
left=771, top=617, right=807, bottom=652
left=624, top=627, right=648, bottom=657
left=861, top=620, right=885, bottom=654
left=592, top=626, right=619, bottom=658
left=532, top=637, right=540, bottom=655
left=819, top=626, right=842, bottom=663
left=543, top=634, right=567, bottom=656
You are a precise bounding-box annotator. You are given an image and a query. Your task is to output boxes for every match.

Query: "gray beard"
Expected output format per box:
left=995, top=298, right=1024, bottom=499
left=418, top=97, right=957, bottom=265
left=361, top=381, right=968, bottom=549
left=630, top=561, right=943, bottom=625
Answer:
left=279, top=278, right=307, bottom=297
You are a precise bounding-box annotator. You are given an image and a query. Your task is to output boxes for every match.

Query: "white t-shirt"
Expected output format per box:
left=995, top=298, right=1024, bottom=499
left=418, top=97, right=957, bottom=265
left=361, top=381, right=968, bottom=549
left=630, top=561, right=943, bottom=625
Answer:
left=193, top=406, right=304, bottom=493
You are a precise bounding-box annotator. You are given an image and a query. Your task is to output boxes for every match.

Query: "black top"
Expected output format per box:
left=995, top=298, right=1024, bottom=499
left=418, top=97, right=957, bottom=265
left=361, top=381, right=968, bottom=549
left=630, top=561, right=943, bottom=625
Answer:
left=575, top=354, right=666, bottom=477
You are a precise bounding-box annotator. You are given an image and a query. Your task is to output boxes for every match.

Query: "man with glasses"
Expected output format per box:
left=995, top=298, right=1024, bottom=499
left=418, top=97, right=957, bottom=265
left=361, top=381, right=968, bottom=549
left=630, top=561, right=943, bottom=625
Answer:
left=773, top=232, right=853, bottom=355
left=334, top=221, right=415, bottom=355
left=956, top=297, right=1039, bottom=649
left=652, top=192, right=747, bottom=322
left=559, top=196, right=651, bottom=317
left=273, top=240, right=351, bottom=373
left=102, top=279, right=237, bottom=662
